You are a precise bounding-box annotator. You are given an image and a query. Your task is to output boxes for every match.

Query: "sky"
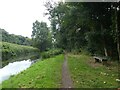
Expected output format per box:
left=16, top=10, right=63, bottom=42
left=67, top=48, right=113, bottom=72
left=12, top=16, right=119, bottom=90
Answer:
left=0, top=0, right=60, bottom=38
left=1, top=0, right=117, bottom=38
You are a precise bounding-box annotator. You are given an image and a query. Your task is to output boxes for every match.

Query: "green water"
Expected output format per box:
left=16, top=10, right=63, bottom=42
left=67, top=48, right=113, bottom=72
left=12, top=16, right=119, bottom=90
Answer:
left=2, top=53, right=40, bottom=68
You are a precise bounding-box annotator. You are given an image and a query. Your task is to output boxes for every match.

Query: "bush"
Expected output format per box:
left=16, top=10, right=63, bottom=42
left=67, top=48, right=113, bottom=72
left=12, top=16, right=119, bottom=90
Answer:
left=41, top=49, right=63, bottom=59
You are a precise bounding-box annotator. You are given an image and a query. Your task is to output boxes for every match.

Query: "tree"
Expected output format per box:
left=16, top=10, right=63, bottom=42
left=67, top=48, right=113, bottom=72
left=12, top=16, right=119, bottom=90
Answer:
left=31, top=21, right=52, bottom=51
left=83, top=3, right=113, bottom=56
left=1, top=28, right=32, bottom=46
left=45, top=2, right=89, bottom=51
left=45, top=1, right=120, bottom=60
left=111, top=2, right=120, bottom=61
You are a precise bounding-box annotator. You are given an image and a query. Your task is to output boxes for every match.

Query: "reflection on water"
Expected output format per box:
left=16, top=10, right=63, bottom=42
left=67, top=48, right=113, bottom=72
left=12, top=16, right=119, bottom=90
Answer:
left=0, top=60, right=32, bottom=83
left=2, top=54, right=40, bottom=67
left=0, top=54, right=40, bottom=84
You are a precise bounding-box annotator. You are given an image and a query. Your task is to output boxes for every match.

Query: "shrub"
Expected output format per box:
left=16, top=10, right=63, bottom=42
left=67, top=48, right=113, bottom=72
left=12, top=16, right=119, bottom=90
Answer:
left=41, top=49, right=63, bottom=59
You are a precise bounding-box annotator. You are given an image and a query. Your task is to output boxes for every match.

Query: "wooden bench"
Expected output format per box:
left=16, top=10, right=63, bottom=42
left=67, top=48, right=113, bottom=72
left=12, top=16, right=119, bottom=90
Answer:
left=93, top=56, right=107, bottom=65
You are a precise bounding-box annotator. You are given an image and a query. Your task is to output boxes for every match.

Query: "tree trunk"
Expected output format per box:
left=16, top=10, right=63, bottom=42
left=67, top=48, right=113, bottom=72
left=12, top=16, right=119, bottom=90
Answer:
left=104, top=46, right=108, bottom=57
left=117, top=36, right=120, bottom=62
left=101, top=25, right=108, bottom=57
left=115, top=8, right=120, bottom=62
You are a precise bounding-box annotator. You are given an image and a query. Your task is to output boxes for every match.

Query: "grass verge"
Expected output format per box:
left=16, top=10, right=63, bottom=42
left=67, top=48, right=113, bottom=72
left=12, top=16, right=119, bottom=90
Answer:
left=67, top=54, right=119, bottom=88
left=1, top=54, right=64, bottom=88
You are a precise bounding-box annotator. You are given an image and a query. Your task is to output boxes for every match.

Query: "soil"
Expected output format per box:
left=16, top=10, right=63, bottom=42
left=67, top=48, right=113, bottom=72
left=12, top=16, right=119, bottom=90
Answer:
left=61, top=54, right=73, bottom=88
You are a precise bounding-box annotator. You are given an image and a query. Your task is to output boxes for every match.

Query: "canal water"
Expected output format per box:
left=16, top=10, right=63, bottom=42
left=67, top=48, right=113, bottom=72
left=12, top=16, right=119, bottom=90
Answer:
left=0, top=54, right=40, bottom=83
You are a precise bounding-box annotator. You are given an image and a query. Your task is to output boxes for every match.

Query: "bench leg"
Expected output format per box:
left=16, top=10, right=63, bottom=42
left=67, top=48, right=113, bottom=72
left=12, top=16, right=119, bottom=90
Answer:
left=95, top=58, right=100, bottom=63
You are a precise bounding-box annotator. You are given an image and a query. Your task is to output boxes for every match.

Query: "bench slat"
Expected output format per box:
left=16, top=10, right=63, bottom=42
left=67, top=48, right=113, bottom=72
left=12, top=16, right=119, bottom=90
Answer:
left=93, top=56, right=107, bottom=62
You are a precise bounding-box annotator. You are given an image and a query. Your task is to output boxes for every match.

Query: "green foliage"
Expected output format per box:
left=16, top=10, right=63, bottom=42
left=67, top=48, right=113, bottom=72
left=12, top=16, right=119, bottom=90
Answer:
left=41, top=49, right=63, bottom=59
left=2, top=55, right=64, bottom=88
left=0, top=28, right=32, bottom=46
left=1, top=42, right=40, bottom=60
left=45, top=2, right=120, bottom=60
left=31, top=21, right=52, bottom=51
left=46, top=2, right=89, bottom=50
left=68, top=54, right=119, bottom=88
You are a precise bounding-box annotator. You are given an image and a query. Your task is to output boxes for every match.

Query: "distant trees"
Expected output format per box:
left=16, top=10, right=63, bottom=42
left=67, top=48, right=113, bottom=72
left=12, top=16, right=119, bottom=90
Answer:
left=31, top=21, right=52, bottom=51
left=1, top=28, right=32, bottom=46
left=45, top=2, right=120, bottom=60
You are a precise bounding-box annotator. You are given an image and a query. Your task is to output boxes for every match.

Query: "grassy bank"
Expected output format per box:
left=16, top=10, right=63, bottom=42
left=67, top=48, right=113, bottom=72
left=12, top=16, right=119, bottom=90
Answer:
left=67, top=54, right=119, bottom=88
left=1, top=42, right=39, bottom=60
left=2, top=54, right=64, bottom=88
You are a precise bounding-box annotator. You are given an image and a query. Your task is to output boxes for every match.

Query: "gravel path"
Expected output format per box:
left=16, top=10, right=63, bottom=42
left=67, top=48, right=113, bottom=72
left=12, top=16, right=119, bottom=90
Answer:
left=61, top=54, right=73, bottom=88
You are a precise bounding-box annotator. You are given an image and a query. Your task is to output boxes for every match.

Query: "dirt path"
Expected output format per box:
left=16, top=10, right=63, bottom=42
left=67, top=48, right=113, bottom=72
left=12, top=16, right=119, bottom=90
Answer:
left=61, top=54, right=73, bottom=88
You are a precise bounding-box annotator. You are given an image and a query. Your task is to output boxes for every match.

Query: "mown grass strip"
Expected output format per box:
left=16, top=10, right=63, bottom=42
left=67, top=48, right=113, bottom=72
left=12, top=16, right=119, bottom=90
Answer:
left=2, top=54, right=64, bottom=88
left=67, top=54, right=119, bottom=88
